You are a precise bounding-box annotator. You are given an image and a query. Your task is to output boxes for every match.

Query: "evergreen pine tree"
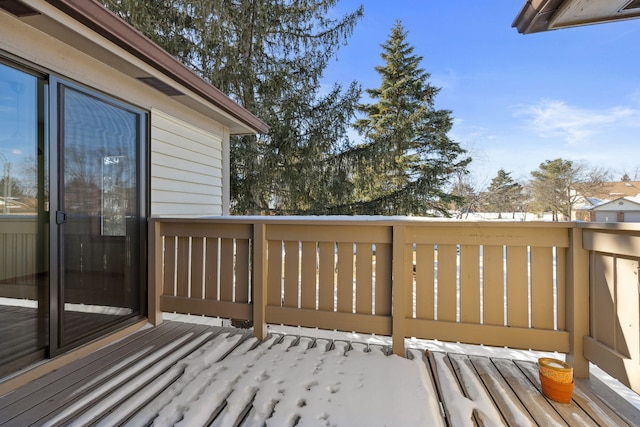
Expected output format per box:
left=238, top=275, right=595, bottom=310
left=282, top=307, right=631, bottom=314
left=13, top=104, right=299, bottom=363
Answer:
left=486, top=169, right=522, bottom=219
left=530, top=159, right=573, bottom=221
left=348, top=21, right=470, bottom=215
left=101, top=0, right=363, bottom=215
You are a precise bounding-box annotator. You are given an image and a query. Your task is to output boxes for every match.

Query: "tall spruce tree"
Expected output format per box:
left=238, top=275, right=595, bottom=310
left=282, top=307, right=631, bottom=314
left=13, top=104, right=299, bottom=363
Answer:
left=100, top=0, right=363, bottom=215
left=486, top=169, right=522, bottom=219
left=348, top=21, right=470, bottom=215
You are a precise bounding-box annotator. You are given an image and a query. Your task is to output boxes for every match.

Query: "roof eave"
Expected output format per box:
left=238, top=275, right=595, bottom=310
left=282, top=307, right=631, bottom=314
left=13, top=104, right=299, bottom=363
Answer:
left=512, top=0, right=565, bottom=34
left=45, top=0, right=269, bottom=135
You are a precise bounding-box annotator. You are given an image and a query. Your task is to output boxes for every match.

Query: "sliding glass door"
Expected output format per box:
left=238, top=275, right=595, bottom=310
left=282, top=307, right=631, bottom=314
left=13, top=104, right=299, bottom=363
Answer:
left=0, top=57, right=147, bottom=374
left=0, top=62, right=48, bottom=374
left=55, top=82, right=146, bottom=350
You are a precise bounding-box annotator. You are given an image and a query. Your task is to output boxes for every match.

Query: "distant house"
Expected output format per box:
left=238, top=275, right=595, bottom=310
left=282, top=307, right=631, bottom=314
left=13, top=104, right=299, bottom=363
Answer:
left=573, top=181, right=640, bottom=222
left=0, top=0, right=267, bottom=377
left=575, top=196, right=640, bottom=222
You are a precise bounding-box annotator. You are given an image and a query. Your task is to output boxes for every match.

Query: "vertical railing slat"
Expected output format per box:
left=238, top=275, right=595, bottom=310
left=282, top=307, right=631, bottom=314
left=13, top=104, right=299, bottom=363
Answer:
left=300, top=241, right=317, bottom=310
left=459, top=245, right=480, bottom=324
left=437, top=244, right=458, bottom=322
left=483, top=245, right=504, bottom=326
left=392, top=226, right=407, bottom=356
left=235, top=238, right=250, bottom=304
left=556, top=247, right=566, bottom=331
left=592, top=253, right=614, bottom=345
left=355, top=243, right=373, bottom=315
left=374, top=242, right=392, bottom=316
left=531, top=246, right=554, bottom=330
left=284, top=240, right=300, bottom=308
left=219, top=238, right=234, bottom=302
left=415, top=244, right=435, bottom=320
left=267, top=240, right=283, bottom=307
left=189, top=237, right=204, bottom=299
left=506, top=246, right=529, bottom=328
left=176, top=237, right=190, bottom=298
left=318, top=241, right=335, bottom=311
left=336, top=242, right=353, bottom=313
left=204, top=238, right=219, bottom=300
left=163, top=235, right=176, bottom=297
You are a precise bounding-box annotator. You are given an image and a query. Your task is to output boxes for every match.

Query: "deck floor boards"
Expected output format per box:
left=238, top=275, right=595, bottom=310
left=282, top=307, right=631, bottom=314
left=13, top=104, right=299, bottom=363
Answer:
left=0, top=321, right=635, bottom=426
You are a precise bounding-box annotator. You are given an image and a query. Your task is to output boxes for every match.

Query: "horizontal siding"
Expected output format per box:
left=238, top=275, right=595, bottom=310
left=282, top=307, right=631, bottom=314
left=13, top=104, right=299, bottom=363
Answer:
left=151, top=166, right=221, bottom=186
left=153, top=137, right=223, bottom=165
left=151, top=109, right=225, bottom=217
left=152, top=202, right=223, bottom=216
left=153, top=127, right=223, bottom=160
left=153, top=190, right=222, bottom=204
left=151, top=177, right=222, bottom=196
left=153, top=152, right=222, bottom=178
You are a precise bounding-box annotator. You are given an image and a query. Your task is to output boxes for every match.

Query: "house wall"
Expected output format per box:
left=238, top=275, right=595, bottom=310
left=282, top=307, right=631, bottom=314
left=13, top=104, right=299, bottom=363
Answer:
left=151, top=109, right=229, bottom=216
left=0, top=6, right=230, bottom=216
left=593, top=200, right=640, bottom=223
left=595, top=200, right=640, bottom=212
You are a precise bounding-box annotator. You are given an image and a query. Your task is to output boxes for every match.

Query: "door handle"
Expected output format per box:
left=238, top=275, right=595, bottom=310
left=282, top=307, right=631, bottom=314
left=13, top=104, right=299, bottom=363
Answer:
left=56, top=211, right=67, bottom=224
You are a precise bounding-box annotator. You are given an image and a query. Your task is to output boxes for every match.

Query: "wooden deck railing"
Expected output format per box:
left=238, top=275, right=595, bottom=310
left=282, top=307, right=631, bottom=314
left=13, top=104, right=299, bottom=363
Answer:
left=149, top=217, right=598, bottom=376
left=579, top=222, right=640, bottom=393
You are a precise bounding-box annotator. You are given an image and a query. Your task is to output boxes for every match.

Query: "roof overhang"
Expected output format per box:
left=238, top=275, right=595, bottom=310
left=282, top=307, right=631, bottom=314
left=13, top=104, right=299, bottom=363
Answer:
left=513, top=0, right=640, bottom=34
left=0, top=0, right=269, bottom=135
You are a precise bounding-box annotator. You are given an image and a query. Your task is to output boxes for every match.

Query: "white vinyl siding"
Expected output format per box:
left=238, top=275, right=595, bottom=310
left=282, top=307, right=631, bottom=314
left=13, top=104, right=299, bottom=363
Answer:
left=151, top=109, right=225, bottom=217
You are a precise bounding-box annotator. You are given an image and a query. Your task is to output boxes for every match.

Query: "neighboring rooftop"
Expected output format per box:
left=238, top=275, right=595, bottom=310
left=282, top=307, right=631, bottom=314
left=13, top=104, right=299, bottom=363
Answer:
left=584, top=181, right=640, bottom=201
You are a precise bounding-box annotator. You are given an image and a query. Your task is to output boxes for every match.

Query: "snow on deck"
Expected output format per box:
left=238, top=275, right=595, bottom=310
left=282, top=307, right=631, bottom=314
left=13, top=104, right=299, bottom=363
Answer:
left=0, top=321, right=635, bottom=426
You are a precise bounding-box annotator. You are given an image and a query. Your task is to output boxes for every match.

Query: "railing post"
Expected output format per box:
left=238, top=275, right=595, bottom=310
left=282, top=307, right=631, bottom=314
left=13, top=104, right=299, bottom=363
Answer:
left=253, top=222, right=268, bottom=340
left=148, top=219, right=163, bottom=326
left=392, top=225, right=406, bottom=356
left=566, top=225, right=590, bottom=377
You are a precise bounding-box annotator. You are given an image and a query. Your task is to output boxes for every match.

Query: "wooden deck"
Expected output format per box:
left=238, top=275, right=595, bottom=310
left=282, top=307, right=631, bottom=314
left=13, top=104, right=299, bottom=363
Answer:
left=0, top=321, right=636, bottom=426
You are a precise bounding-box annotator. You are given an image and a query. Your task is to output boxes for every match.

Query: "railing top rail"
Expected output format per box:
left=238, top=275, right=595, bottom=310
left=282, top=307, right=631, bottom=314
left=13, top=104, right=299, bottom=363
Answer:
left=149, top=215, right=576, bottom=229
left=577, top=222, right=640, bottom=232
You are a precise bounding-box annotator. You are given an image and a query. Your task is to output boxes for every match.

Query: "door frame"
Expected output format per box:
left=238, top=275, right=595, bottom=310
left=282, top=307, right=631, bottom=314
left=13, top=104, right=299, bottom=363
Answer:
left=48, top=76, right=148, bottom=357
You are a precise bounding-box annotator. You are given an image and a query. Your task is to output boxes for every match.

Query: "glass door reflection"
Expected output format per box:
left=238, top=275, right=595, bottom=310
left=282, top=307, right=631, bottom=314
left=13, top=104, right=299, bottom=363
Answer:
left=59, top=85, right=143, bottom=347
left=0, top=62, right=48, bottom=374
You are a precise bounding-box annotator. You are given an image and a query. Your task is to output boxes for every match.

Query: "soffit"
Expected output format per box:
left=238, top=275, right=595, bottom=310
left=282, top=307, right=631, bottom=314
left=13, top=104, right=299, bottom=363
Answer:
left=513, top=0, right=640, bottom=34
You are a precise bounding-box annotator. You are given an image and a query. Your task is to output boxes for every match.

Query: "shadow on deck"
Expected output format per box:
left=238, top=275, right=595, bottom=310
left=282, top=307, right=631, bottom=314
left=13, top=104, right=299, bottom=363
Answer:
left=0, top=321, right=636, bottom=426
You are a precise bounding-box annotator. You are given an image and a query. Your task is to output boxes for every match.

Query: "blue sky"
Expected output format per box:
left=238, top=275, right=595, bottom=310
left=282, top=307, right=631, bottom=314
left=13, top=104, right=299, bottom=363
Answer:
left=322, top=1, right=640, bottom=187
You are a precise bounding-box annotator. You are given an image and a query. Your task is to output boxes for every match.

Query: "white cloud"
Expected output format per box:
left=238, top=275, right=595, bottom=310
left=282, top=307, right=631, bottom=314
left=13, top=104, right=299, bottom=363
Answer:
left=431, top=69, right=457, bottom=90
left=630, top=89, right=640, bottom=107
left=515, top=99, right=640, bottom=144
